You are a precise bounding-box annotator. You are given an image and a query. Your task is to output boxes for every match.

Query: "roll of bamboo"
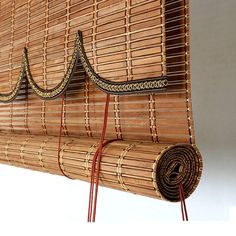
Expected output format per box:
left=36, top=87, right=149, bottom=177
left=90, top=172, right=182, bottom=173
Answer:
left=0, top=133, right=202, bottom=201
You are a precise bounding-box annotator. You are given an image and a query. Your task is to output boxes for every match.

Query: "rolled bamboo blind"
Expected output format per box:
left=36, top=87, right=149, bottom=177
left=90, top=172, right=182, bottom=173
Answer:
left=0, top=0, right=203, bottom=202
left=0, top=133, right=202, bottom=201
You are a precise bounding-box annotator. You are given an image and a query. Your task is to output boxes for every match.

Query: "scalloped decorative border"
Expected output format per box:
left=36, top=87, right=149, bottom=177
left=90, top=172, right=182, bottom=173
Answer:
left=0, top=31, right=168, bottom=103
left=76, top=31, right=168, bottom=95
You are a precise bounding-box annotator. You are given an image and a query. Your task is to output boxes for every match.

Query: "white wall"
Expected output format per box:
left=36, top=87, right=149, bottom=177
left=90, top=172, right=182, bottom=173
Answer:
left=190, top=0, right=236, bottom=220
left=0, top=1, right=235, bottom=231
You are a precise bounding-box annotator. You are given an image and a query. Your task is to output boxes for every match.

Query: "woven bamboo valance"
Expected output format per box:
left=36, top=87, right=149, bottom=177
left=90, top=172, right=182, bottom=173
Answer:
left=0, top=0, right=203, bottom=203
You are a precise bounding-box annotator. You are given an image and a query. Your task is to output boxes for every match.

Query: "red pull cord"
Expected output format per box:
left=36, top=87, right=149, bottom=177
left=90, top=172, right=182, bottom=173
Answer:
left=179, top=183, right=189, bottom=221
left=87, top=93, right=110, bottom=222
left=57, top=94, right=73, bottom=179
left=58, top=94, right=117, bottom=222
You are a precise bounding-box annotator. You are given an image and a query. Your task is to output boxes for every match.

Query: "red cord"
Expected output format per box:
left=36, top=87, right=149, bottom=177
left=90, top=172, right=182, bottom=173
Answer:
left=57, top=94, right=73, bottom=179
left=179, top=183, right=188, bottom=221
left=87, top=93, right=110, bottom=222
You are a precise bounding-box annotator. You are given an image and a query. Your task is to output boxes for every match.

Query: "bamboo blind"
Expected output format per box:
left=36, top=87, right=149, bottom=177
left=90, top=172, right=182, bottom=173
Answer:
left=0, top=0, right=203, bottom=201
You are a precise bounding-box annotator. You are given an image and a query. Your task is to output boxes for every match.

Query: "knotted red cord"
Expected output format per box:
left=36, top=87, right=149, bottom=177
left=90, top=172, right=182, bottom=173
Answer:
left=179, top=183, right=188, bottom=221
left=87, top=93, right=111, bottom=222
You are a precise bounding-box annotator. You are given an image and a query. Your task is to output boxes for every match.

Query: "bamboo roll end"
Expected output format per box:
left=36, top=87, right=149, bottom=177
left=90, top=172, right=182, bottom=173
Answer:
left=155, top=144, right=203, bottom=202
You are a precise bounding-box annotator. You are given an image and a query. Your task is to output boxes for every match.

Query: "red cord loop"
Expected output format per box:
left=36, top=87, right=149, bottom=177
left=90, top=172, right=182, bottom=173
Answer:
left=87, top=93, right=110, bottom=222
left=57, top=94, right=73, bottom=179
left=179, top=183, right=188, bottom=221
